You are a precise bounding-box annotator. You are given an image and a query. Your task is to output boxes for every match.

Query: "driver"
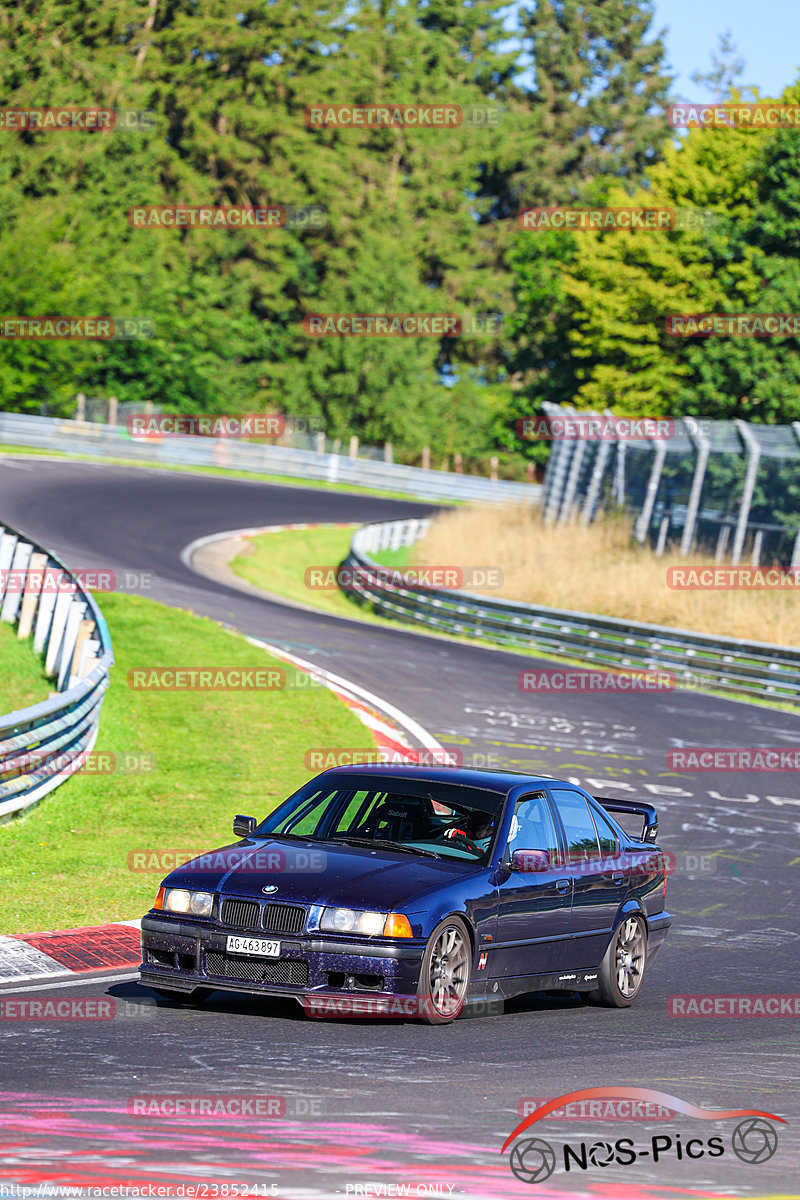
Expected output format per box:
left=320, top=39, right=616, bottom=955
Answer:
left=443, top=810, right=495, bottom=850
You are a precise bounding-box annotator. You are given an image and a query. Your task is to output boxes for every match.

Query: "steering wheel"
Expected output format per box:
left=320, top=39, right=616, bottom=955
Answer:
left=442, top=827, right=481, bottom=854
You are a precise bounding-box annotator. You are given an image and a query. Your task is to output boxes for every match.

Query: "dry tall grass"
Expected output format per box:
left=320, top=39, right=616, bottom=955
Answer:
left=414, top=504, right=800, bottom=647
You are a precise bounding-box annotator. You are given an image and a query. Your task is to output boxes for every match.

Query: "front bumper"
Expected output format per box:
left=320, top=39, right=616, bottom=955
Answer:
left=139, top=914, right=425, bottom=1002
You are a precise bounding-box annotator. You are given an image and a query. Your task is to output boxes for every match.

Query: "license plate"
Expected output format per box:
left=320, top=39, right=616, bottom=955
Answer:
left=226, top=935, right=280, bottom=957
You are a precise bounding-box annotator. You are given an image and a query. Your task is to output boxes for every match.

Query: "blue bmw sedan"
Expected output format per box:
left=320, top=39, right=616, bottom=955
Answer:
left=139, top=766, right=672, bottom=1023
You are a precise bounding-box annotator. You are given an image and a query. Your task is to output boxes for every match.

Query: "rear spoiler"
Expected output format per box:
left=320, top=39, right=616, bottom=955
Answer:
left=594, top=797, right=659, bottom=844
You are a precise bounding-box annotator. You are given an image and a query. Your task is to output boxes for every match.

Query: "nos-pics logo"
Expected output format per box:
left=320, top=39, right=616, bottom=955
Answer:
left=502, top=1087, right=784, bottom=1184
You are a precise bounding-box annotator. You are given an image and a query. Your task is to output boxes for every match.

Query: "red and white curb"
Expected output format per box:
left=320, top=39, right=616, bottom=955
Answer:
left=0, top=920, right=142, bottom=984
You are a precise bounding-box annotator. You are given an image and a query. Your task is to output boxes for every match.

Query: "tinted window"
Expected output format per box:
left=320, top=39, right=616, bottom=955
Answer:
left=508, top=792, right=559, bottom=858
left=551, top=789, right=601, bottom=864
left=590, top=804, right=619, bottom=855
left=259, top=780, right=505, bottom=864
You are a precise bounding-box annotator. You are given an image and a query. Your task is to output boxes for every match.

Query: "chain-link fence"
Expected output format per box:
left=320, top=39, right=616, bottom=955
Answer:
left=540, top=403, right=800, bottom=566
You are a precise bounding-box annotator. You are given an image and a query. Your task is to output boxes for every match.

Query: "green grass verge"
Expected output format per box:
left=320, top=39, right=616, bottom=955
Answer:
left=0, top=443, right=458, bottom=506
left=0, top=592, right=375, bottom=935
left=0, top=621, right=51, bottom=714
left=232, top=524, right=397, bottom=623
left=231, top=526, right=798, bottom=714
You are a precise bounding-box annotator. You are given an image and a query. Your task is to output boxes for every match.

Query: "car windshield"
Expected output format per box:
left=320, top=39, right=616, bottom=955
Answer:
left=257, top=778, right=506, bottom=864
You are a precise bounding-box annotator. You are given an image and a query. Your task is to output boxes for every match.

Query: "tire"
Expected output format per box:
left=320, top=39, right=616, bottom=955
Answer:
left=587, top=913, right=647, bottom=1008
left=417, top=916, right=472, bottom=1025
left=151, top=986, right=214, bottom=1005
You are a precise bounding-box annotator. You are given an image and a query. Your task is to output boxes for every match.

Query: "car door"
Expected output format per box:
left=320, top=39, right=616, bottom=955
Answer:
left=493, top=791, right=573, bottom=980
left=548, top=787, right=629, bottom=970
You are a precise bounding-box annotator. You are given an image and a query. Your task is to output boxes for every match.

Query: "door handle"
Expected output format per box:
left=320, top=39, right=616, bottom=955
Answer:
left=555, top=878, right=571, bottom=891
left=611, top=874, right=625, bottom=886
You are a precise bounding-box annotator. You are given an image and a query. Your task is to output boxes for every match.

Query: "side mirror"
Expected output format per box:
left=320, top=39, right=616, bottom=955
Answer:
left=233, top=814, right=257, bottom=839
left=511, top=848, right=550, bottom=873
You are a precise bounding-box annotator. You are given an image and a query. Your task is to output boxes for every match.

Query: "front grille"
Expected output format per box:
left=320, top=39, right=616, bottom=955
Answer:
left=204, top=951, right=309, bottom=986
left=262, top=903, right=306, bottom=935
left=220, top=898, right=261, bottom=930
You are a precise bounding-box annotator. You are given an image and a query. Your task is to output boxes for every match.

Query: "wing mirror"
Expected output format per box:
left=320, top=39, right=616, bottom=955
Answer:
left=511, top=848, right=551, bottom=872
left=233, top=814, right=257, bottom=838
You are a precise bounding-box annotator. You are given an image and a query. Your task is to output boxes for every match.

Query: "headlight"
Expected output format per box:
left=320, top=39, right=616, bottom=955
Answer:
left=163, top=888, right=214, bottom=917
left=320, top=907, right=386, bottom=936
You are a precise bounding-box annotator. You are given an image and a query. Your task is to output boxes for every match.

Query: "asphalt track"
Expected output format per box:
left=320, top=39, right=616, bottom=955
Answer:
left=1, top=455, right=799, bottom=1198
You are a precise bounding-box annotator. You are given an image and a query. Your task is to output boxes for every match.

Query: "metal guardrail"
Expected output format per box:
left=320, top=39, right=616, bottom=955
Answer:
left=0, top=412, right=541, bottom=506
left=340, top=518, right=800, bottom=705
left=0, top=522, right=114, bottom=821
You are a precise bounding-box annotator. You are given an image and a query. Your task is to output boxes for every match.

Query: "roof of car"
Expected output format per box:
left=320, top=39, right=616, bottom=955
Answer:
left=317, top=764, right=562, bottom=792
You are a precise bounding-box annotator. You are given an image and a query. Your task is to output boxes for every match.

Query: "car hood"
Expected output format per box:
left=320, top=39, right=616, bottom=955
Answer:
left=162, top=838, right=472, bottom=909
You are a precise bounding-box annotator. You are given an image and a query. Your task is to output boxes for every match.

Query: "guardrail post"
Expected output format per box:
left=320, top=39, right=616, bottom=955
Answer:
left=17, top=552, right=48, bottom=639
left=634, top=440, right=667, bottom=544
left=731, top=419, right=760, bottom=566
left=45, top=588, right=74, bottom=677
left=559, top=437, right=586, bottom=524
left=655, top=515, right=670, bottom=556
left=542, top=403, right=576, bottom=524
left=791, top=423, right=800, bottom=569
left=581, top=411, right=615, bottom=524
left=1, top=540, right=32, bottom=624
left=715, top=524, right=731, bottom=564
left=680, top=419, right=710, bottom=557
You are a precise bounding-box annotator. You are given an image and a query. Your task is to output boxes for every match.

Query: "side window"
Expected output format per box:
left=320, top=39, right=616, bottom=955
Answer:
left=590, top=804, right=619, bottom=856
left=508, top=792, right=559, bottom=858
left=551, top=789, right=601, bottom=865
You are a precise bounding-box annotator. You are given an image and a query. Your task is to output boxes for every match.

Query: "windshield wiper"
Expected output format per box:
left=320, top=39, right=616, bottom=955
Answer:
left=331, top=836, right=442, bottom=859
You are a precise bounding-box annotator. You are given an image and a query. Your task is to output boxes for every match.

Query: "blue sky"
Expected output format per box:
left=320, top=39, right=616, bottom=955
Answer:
left=651, top=0, right=799, bottom=100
